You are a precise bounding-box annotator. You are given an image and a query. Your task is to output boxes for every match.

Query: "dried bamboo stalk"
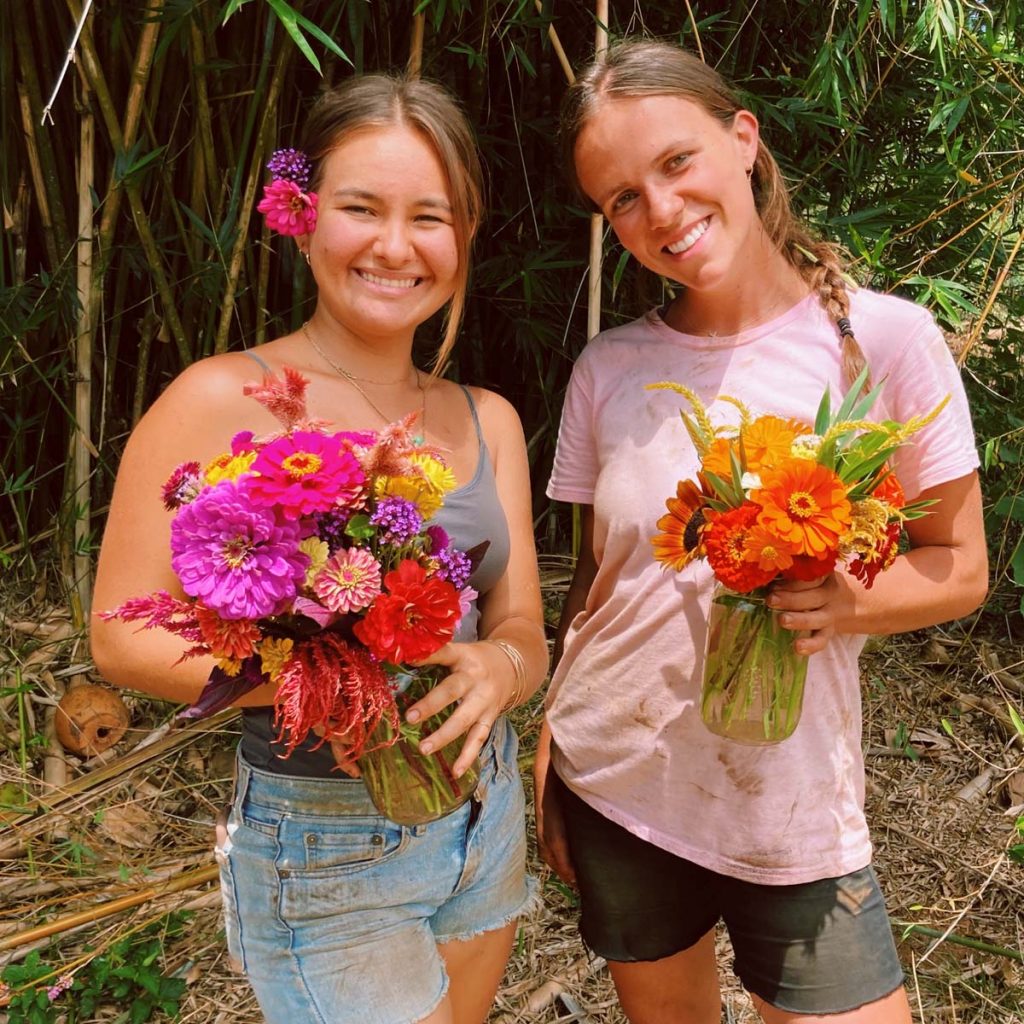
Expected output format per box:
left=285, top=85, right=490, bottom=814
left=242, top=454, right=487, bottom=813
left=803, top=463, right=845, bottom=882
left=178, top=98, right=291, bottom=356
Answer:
left=533, top=0, right=574, bottom=84
left=408, top=14, right=425, bottom=78
left=587, top=0, right=609, bottom=341
left=72, top=82, right=95, bottom=621
left=960, top=224, right=1023, bottom=364
left=0, top=864, right=220, bottom=952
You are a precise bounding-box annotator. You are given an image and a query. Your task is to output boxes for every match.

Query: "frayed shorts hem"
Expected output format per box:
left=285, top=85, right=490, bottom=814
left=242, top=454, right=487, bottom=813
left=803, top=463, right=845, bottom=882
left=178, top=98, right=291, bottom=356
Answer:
left=433, top=875, right=541, bottom=945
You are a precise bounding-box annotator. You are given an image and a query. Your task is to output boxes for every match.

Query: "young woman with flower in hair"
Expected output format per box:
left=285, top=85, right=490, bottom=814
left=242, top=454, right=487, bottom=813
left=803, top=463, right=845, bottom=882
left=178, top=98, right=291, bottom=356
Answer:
left=537, top=40, right=987, bottom=1024
left=92, top=74, right=546, bottom=1024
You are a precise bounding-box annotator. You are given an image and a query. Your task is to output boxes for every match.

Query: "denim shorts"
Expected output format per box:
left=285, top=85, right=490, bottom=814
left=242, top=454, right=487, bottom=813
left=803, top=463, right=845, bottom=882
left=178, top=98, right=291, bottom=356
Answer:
left=215, top=717, right=533, bottom=1024
left=556, top=775, right=905, bottom=1015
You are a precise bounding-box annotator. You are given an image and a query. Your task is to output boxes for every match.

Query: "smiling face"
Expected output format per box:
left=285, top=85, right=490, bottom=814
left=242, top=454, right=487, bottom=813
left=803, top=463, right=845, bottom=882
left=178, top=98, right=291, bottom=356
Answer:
left=574, top=94, right=761, bottom=296
left=306, top=124, right=459, bottom=344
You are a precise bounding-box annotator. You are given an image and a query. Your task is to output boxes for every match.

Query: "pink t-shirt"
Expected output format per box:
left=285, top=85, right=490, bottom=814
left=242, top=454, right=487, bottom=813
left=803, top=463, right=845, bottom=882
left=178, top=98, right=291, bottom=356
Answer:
left=546, top=288, right=979, bottom=884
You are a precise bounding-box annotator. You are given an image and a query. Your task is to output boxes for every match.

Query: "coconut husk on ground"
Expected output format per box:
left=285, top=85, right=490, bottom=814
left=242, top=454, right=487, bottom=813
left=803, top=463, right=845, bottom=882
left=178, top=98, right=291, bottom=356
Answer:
left=1, top=561, right=1022, bottom=1023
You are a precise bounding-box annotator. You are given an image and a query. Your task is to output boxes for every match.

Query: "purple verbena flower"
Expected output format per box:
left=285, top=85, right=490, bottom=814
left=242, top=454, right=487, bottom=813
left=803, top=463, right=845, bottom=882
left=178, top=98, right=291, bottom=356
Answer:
left=435, top=546, right=472, bottom=590
left=316, top=508, right=352, bottom=551
left=170, top=480, right=308, bottom=620
left=370, top=496, right=423, bottom=544
left=267, top=147, right=312, bottom=189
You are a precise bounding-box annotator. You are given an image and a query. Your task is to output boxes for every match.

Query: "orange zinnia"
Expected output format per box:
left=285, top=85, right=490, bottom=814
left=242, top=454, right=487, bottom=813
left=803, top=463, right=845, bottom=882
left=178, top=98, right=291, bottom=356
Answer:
left=700, top=437, right=736, bottom=483
left=741, top=416, right=810, bottom=473
left=753, top=459, right=852, bottom=558
left=703, top=503, right=776, bottom=593
left=742, top=523, right=796, bottom=573
left=872, top=467, right=905, bottom=510
left=652, top=480, right=708, bottom=571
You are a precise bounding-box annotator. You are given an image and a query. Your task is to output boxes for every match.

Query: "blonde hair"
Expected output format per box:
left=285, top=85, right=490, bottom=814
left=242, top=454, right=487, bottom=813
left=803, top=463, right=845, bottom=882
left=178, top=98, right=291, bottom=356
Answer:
left=560, top=40, right=869, bottom=388
left=301, top=75, right=484, bottom=374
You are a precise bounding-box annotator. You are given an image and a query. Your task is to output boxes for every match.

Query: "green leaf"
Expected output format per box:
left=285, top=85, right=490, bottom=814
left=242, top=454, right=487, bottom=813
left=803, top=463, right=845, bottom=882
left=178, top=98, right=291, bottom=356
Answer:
left=1008, top=703, right=1024, bottom=738
left=344, top=514, right=375, bottom=541
left=814, top=387, right=831, bottom=435
left=266, top=0, right=322, bottom=74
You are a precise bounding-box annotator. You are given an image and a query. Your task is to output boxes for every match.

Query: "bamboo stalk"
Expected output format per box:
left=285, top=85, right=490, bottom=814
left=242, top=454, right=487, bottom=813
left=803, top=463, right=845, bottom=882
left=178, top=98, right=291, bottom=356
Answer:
left=959, top=228, right=1024, bottom=365
left=13, top=3, right=71, bottom=263
left=533, top=0, right=574, bottom=84
left=0, top=864, right=220, bottom=952
left=408, top=14, right=425, bottom=78
left=898, top=923, right=1023, bottom=962
left=72, top=80, right=95, bottom=622
left=213, top=45, right=292, bottom=354
left=587, top=1, right=609, bottom=342
left=683, top=0, right=705, bottom=62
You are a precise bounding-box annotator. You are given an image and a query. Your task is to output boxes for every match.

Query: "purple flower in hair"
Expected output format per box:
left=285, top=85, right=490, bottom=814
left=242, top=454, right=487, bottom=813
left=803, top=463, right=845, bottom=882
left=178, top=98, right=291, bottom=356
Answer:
left=267, top=147, right=312, bottom=189
left=370, top=496, right=423, bottom=544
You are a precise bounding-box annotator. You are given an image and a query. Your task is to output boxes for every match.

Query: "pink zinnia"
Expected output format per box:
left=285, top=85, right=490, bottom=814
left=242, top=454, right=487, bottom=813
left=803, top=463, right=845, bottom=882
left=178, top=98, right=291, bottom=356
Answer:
left=170, top=480, right=308, bottom=619
left=314, top=547, right=382, bottom=613
left=162, top=461, right=202, bottom=510
left=246, top=430, right=366, bottom=520
left=257, top=179, right=317, bottom=236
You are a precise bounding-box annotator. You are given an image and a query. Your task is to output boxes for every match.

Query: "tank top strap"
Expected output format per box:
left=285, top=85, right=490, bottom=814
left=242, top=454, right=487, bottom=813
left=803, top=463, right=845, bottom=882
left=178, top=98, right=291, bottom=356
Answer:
left=458, top=384, right=485, bottom=457
left=241, top=350, right=272, bottom=373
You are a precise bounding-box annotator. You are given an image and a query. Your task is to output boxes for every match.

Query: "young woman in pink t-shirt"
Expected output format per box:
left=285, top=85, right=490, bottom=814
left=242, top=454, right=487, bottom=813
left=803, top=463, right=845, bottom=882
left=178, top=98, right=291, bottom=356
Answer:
left=537, top=40, right=987, bottom=1024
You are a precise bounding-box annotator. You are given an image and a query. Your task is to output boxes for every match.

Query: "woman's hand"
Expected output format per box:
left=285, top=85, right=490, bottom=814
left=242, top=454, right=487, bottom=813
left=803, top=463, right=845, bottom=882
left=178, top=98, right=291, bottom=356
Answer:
left=403, top=640, right=517, bottom=778
left=534, top=722, right=576, bottom=886
left=767, top=573, right=850, bottom=655
left=312, top=724, right=362, bottom=778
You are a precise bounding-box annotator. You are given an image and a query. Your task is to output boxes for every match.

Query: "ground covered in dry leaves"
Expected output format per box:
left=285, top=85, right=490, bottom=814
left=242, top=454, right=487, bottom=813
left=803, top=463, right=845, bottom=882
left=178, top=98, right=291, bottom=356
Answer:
left=2, top=562, right=1022, bottom=1023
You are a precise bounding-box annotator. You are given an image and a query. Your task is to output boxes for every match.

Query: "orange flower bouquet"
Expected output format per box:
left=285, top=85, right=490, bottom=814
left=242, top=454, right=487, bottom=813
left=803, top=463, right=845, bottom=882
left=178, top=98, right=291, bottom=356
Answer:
left=649, top=370, right=944, bottom=744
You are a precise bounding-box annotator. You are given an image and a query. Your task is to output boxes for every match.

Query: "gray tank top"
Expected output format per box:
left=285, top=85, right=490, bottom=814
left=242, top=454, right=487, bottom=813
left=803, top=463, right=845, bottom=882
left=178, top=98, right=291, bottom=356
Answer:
left=235, top=357, right=511, bottom=776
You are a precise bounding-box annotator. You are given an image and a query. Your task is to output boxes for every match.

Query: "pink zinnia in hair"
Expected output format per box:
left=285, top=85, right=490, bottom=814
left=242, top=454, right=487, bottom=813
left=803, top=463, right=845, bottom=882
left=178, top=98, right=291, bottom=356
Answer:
left=246, top=431, right=366, bottom=520
left=257, top=179, right=317, bottom=236
left=314, top=547, right=382, bottom=614
left=170, top=481, right=308, bottom=619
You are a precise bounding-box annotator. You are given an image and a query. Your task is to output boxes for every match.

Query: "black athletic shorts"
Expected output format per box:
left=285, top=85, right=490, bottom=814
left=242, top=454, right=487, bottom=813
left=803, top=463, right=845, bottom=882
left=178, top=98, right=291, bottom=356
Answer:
left=555, top=774, right=905, bottom=1015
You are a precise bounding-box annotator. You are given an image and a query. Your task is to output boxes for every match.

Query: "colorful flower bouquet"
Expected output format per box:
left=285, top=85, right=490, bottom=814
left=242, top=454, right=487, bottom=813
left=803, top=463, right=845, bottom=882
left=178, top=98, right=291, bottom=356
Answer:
left=102, top=368, right=484, bottom=823
left=649, top=370, right=944, bottom=744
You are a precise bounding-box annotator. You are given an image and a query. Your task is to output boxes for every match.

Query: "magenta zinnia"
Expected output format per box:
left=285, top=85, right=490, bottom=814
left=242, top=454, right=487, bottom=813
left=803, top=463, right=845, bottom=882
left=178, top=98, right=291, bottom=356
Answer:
left=314, top=547, right=382, bottom=613
left=246, top=430, right=366, bottom=519
left=170, top=480, right=308, bottom=619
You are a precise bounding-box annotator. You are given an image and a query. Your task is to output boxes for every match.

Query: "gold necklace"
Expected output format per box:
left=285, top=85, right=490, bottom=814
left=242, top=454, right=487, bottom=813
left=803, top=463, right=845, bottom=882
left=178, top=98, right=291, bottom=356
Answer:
left=302, top=321, right=427, bottom=440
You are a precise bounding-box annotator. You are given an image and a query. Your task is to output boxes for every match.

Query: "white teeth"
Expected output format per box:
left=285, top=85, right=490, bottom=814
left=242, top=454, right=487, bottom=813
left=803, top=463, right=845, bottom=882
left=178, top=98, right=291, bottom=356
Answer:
left=666, top=218, right=710, bottom=255
left=360, top=271, right=418, bottom=289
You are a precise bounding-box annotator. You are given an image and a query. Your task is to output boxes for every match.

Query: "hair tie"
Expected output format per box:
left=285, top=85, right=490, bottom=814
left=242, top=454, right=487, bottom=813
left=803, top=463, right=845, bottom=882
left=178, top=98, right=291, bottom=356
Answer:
left=836, top=317, right=854, bottom=338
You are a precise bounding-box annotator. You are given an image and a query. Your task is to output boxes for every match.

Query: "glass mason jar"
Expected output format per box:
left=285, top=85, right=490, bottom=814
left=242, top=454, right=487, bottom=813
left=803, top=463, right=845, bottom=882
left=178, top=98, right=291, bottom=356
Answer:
left=358, top=664, right=481, bottom=825
left=700, top=583, right=809, bottom=744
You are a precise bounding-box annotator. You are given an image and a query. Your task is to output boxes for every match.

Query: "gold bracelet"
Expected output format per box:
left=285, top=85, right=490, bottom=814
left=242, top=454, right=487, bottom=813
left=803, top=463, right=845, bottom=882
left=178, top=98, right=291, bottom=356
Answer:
left=484, top=638, right=527, bottom=712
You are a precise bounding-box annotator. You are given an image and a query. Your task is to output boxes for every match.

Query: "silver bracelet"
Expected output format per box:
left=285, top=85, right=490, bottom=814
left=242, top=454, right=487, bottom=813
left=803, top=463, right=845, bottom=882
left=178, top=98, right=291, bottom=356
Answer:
left=484, top=638, right=527, bottom=712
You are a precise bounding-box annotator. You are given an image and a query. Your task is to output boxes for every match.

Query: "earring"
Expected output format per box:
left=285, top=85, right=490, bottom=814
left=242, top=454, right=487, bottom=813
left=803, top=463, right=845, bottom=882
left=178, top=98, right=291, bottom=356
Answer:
left=303, top=251, right=311, bottom=266
left=745, top=166, right=753, bottom=180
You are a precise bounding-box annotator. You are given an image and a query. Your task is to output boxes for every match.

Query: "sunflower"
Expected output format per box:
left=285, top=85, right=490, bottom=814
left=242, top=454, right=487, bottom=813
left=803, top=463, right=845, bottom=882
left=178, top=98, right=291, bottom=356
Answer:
left=741, top=416, right=810, bottom=473
left=652, top=480, right=708, bottom=570
left=753, top=459, right=852, bottom=558
left=703, top=503, right=777, bottom=593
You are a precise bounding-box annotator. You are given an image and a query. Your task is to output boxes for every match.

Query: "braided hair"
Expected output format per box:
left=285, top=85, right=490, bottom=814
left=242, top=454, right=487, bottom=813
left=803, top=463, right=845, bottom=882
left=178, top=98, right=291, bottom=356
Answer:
left=559, top=39, right=870, bottom=390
